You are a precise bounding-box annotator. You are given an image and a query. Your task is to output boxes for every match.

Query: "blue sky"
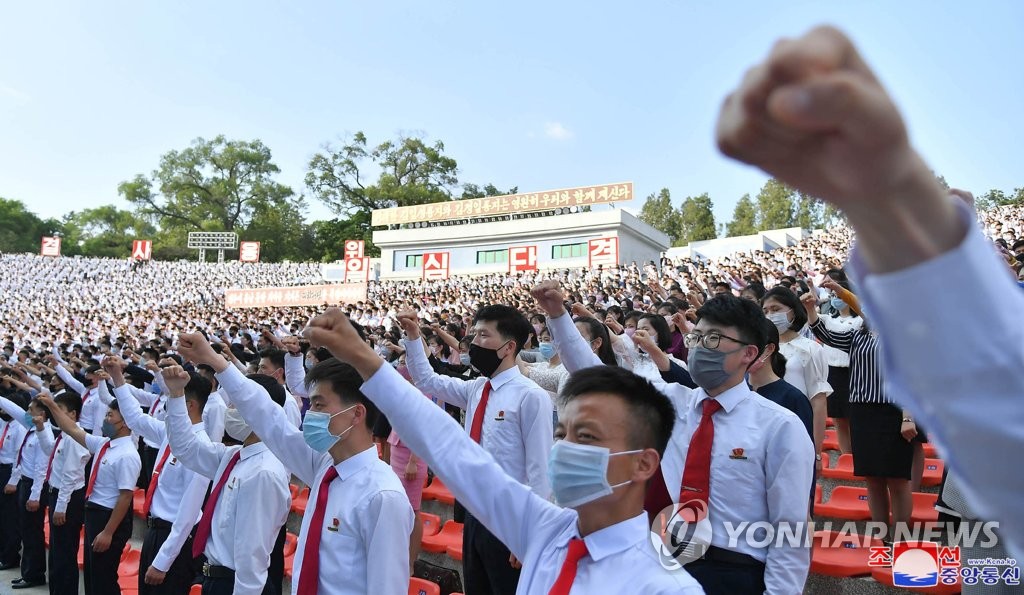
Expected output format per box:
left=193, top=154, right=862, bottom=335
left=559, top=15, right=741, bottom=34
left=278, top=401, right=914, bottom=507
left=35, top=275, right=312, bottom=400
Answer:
left=2, top=1, right=1022, bottom=230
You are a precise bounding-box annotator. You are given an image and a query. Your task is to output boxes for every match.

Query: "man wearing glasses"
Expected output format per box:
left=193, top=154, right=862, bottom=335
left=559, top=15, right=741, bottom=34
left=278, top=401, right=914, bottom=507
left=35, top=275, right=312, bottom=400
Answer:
left=534, top=283, right=814, bottom=595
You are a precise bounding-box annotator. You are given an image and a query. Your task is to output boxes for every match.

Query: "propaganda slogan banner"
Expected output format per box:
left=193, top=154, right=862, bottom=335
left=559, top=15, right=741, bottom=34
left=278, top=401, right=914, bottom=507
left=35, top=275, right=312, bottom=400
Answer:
left=224, top=284, right=367, bottom=308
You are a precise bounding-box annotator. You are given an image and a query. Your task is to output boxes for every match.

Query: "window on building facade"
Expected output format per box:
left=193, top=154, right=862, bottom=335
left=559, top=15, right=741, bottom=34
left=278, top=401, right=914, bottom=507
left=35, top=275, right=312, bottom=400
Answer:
left=551, top=243, right=587, bottom=259
left=405, top=254, right=423, bottom=268
left=476, top=249, right=508, bottom=264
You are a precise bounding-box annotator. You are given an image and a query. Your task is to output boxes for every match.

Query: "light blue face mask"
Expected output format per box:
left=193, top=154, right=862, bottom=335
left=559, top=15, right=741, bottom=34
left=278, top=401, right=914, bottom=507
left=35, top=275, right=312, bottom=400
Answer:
left=302, top=404, right=356, bottom=453
left=547, top=440, right=641, bottom=508
left=459, top=353, right=471, bottom=366
left=830, top=297, right=848, bottom=311
left=538, top=342, right=556, bottom=361
left=20, top=411, right=34, bottom=430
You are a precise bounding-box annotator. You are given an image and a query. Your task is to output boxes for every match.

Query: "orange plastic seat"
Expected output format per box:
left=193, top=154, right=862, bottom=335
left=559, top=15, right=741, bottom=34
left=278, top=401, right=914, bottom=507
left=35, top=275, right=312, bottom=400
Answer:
left=826, top=416, right=835, bottom=428
left=118, top=547, right=141, bottom=577
left=810, top=530, right=881, bottom=577
left=118, top=573, right=137, bottom=590
left=133, top=487, right=146, bottom=518
left=814, top=484, right=823, bottom=504
left=283, top=532, right=299, bottom=557
left=822, top=428, right=840, bottom=451
left=911, top=492, right=939, bottom=524
left=289, top=483, right=299, bottom=500
left=814, top=486, right=871, bottom=520
left=409, top=577, right=441, bottom=595
left=190, top=585, right=203, bottom=595
left=820, top=454, right=864, bottom=481
left=292, top=486, right=310, bottom=514
left=420, top=512, right=442, bottom=537
left=871, top=565, right=961, bottom=594
left=921, top=442, right=938, bottom=458
left=421, top=520, right=463, bottom=554
left=422, top=477, right=455, bottom=505
left=922, top=459, right=944, bottom=488
left=284, top=551, right=295, bottom=578
left=447, top=541, right=463, bottom=561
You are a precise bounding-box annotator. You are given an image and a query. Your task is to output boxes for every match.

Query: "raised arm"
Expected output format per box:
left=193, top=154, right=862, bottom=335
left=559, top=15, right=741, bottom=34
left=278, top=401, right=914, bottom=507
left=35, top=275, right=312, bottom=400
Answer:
left=531, top=281, right=602, bottom=373
left=802, top=292, right=854, bottom=352
left=50, top=357, right=87, bottom=395
left=161, top=366, right=224, bottom=481
left=36, top=393, right=87, bottom=450
left=397, top=310, right=475, bottom=409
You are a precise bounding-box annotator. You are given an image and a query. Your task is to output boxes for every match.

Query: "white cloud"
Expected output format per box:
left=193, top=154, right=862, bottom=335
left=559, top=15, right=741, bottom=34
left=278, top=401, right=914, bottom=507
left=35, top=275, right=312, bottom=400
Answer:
left=543, top=121, right=573, bottom=141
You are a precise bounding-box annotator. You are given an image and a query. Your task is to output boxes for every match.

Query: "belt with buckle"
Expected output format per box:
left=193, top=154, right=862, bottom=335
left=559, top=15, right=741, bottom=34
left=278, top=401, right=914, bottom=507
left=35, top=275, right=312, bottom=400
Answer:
left=202, top=563, right=235, bottom=579
left=147, top=516, right=172, bottom=530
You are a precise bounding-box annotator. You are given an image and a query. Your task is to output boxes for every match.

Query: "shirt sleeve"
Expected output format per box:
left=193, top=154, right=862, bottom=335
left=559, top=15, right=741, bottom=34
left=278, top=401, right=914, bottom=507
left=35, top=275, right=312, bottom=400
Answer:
left=360, top=490, right=414, bottom=594
left=164, top=397, right=224, bottom=481
left=113, top=385, right=165, bottom=446
left=204, top=399, right=226, bottom=443
left=403, top=337, right=474, bottom=409
left=232, top=469, right=289, bottom=595
left=217, top=365, right=320, bottom=486
left=810, top=317, right=854, bottom=353
left=802, top=341, right=832, bottom=398
left=547, top=313, right=603, bottom=373
left=518, top=387, right=554, bottom=499
left=850, top=207, right=1024, bottom=557
left=96, top=381, right=114, bottom=406
left=763, top=416, right=815, bottom=594
left=659, top=360, right=697, bottom=388
left=0, top=396, right=26, bottom=421
left=361, top=363, right=565, bottom=559
left=114, top=447, right=142, bottom=491
left=284, top=353, right=308, bottom=399
left=55, top=365, right=87, bottom=396
left=128, top=385, right=157, bottom=408
left=151, top=472, right=209, bottom=572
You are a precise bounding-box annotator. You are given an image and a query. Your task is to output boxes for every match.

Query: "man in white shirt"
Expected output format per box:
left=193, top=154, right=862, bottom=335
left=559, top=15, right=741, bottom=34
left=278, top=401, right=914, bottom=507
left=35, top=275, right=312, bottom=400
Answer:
left=176, top=330, right=415, bottom=595
left=535, top=283, right=814, bottom=594
left=0, top=404, right=28, bottom=570
left=104, top=356, right=212, bottom=595
left=162, top=366, right=290, bottom=595
left=195, top=364, right=227, bottom=442
left=257, top=348, right=302, bottom=427
left=302, top=308, right=703, bottom=594
left=398, top=304, right=553, bottom=595
left=50, top=359, right=106, bottom=434
left=39, top=393, right=141, bottom=595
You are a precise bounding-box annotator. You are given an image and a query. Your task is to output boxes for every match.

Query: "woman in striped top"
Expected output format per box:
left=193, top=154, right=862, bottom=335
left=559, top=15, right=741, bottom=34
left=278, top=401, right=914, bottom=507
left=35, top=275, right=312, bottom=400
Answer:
left=800, top=291, right=915, bottom=540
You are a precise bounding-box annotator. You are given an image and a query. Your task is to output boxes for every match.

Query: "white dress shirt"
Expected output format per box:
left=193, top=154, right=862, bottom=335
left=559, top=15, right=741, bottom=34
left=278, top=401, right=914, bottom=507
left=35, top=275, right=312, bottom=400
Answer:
left=549, top=311, right=814, bottom=594
left=0, top=397, right=50, bottom=501
left=0, top=419, right=28, bottom=465
left=42, top=427, right=90, bottom=513
left=165, top=397, right=290, bottom=595
left=203, top=390, right=227, bottom=443
left=282, top=387, right=302, bottom=428
left=362, top=363, right=703, bottom=594
left=112, top=384, right=210, bottom=572
left=284, top=352, right=309, bottom=399
left=54, top=365, right=105, bottom=434
left=404, top=337, right=553, bottom=498
left=83, top=434, right=141, bottom=508
left=849, top=204, right=1024, bottom=557
left=217, top=363, right=412, bottom=595
left=778, top=336, right=832, bottom=400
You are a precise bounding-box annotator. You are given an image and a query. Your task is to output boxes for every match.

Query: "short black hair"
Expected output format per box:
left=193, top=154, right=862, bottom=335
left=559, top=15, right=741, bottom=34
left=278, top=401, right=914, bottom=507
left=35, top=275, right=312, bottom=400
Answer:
left=303, top=358, right=380, bottom=430
left=761, top=287, right=807, bottom=333
left=472, top=305, right=531, bottom=355
left=258, top=348, right=286, bottom=371
left=184, top=372, right=212, bottom=409
left=695, top=294, right=768, bottom=346
left=55, top=392, right=83, bottom=420
left=247, top=374, right=286, bottom=407
left=740, top=281, right=767, bottom=301
left=560, top=366, right=676, bottom=457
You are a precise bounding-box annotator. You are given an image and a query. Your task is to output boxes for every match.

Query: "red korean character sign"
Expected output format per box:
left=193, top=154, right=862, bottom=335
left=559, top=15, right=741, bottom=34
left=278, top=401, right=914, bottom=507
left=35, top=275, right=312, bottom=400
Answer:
left=343, top=240, right=365, bottom=260
left=344, top=256, right=370, bottom=282
left=131, top=240, right=152, bottom=261
left=239, top=241, right=261, bottom=263
left=508, top=246, right=538, bottom=273
left=40, top=236, right=61, bottom=257
left=422, top=252, right=450, bottom=280
left=588, top=237, right=619, bottom=268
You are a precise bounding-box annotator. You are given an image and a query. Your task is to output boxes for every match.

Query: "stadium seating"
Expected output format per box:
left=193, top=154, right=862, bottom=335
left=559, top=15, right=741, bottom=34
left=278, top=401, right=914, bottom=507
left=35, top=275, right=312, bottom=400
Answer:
left=820, top=453, right=865, bottom=481
left=422, top=476, right=455, bottom=505
left=421, top=520, right=463, bottom=554
left=822, top=428, right=840, bottom=451
left=910, top=492, right=940, bottom=524
left=922, top=459, right=944, bottom=488
left=810, top=530, right=882, bottom=577
left=420, top=512, right=442, bottom=537
left=132, top=487, right=146, bottom=518
left=814, top=486, right=871, bottom=520
left=292, top=486, right=311, bottom=514
left=409, top=577, right=442, bottom=595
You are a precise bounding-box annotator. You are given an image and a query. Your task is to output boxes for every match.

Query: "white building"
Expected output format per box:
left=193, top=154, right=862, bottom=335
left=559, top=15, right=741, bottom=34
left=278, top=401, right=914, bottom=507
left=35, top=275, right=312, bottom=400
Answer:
left=372, top=208, right=670, bottom=280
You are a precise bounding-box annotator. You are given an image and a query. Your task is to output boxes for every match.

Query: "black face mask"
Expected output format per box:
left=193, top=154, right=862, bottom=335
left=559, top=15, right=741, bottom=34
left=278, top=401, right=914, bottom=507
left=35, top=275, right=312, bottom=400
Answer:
left=469, top=341, right=509, bottom=378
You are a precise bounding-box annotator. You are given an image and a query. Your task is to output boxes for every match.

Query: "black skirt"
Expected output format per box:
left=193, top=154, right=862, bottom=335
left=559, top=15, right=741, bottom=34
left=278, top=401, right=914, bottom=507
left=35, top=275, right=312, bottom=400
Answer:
left=849, top=402, right=913, bottom=479
left=826, top=365, right=851, bottom=418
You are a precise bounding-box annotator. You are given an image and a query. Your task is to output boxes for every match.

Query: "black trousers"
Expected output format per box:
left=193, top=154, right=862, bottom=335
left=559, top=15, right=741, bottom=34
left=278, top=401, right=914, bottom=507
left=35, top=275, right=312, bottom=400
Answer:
left=0, top=464, right=21, bottom=566
left=139, top=518, right=196, bottom=595
left=685, top=557, right=767, bottom=595
left=84, top=504, right=133, bottom=595
left=266, top=525, right=285, bottom=595
left=17, top=478, right=46, bottom=584
left=48, top=486, right=86, bottom=595
left=200, top=570, right=277, bottom=595
left=462, top=511, right=521, bottom=595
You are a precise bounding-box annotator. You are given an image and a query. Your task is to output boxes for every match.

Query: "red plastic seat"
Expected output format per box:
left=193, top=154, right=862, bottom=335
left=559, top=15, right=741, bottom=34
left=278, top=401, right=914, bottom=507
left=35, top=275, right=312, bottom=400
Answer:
left=871, top=565, right=961, bottom=594
left=118, top=547, right=141, bottom=577
left=820, top=453, right=864, bottom=481
left=910, top=492, right=939, bottom=524
left=292, top=486, right=310, bottom=514
left=422, top=477, right=455, bottom=505
left=421, top=520, right=463, bottom=554
left=118, top=573, right=137, bottom=590
left=447, top=541, right=463, bottom=561
left=822, top=428, right=840, bottom=451
left=191, top=585, right=203, bottom=595
left=132, top=487, right=146, bottom=518
left=922, top=459, right=944, bottom=488
left=826, top=416, right=835, bottom=428
left=420, top=512, right=442, bottom=537
left=810, top=530, right=881, bottom=577
left=409, top=577, right=441, bottom=595
left=284, top=551, right=295, bottom=578
left=289, top=483, right=299, bottom=500
left=814, top=486, right=871, bottom=520
left=283, top=532, right=299, bottom=557
left=814, top=484, right=823, bottom=504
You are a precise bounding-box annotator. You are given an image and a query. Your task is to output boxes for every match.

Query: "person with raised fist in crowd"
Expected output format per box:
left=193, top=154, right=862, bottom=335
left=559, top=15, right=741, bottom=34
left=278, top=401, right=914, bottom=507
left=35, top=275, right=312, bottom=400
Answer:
left=301, top=307, right=704, bottom=594
left=715, top=25, right=1024, bottom=556
left=396, top=305, right=553, bottom=595
left=175, top=330, right=415, bottom=595
left=0, top=396, right=28, bottom=573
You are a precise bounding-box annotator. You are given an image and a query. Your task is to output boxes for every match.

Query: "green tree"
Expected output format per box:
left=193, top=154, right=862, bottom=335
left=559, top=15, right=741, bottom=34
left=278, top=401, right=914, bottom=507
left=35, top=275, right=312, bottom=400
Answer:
left=638, top=188, right=681, bottom=244
left=242, top=197, right=313, bottom=262
left=308, top=211, right=375, bottom=262
left=119, top=135, right=297, bottom=233
left=461, top=183, right=518, bottom=199
left=755, top=178, right=796, bottom=230
left=0, top=198, right=45, bottom=253
left=726, top=194, right=758, bottom=237
left=794, top=192, right=825, bottom=229
left=67, top=205, right=158, bottom=258
left=677, top=193, right=717, bottom=246
left=305, top=132, right=458, bottom=216
left=976, top=188, right=1024, bottom=210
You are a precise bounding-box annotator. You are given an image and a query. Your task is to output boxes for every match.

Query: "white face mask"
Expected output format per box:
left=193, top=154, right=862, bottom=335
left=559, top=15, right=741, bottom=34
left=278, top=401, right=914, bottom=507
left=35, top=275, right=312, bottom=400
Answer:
left=224, top=407, right=252, bottom=442
left=766, top=310, right=791, bottom=332
left=547, top=440, right=641, bottom=508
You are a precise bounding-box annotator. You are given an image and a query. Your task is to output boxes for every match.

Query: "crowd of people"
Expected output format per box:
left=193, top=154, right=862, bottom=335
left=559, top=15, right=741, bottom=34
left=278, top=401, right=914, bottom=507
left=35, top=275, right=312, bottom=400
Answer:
left=1, top=26, right=1023, bottom=595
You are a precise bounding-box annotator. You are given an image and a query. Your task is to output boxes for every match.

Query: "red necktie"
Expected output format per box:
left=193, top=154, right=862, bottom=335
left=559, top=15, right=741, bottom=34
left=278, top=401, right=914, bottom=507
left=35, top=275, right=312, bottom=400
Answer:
left=192, top=450, right=242, bottom=557
left=85, top=441, right=111, bottom=499
left=678, top=399, right=722, bottom=521
left=548, top=538, right=589, bottom=595
left=44, top=435, right=63, bottom=484
left=82, top=389, right=93, bottom=406
left=295, top=466, right=339, bottom=595
left=15, top=432, right=32, bottom=468
left=149, top=397, right=161, bottom=417
left=469, top=381, right=492, bottom=443
left=0, top=423, right=10, bottom=450
left=142, top=446, right=172, bottom=517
